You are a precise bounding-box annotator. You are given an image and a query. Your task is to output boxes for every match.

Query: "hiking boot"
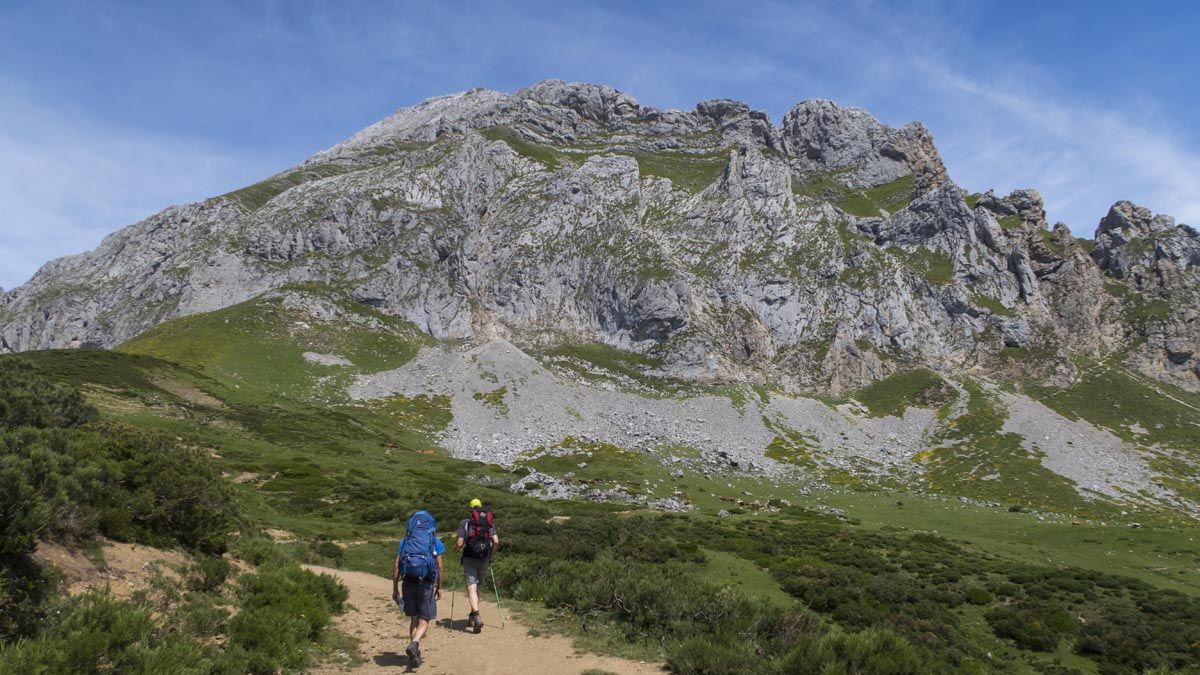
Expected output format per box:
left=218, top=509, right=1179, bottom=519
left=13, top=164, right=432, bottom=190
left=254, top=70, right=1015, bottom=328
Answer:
left=406, top=640, right=422, bottom=667
left=469, top=611, right=483, bottom=634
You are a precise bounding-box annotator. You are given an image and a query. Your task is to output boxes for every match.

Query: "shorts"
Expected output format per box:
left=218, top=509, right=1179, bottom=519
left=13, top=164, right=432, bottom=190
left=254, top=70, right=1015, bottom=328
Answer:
left=401, top=580, right=437, bottom=620
left=462, top=556, right=490, bottom=586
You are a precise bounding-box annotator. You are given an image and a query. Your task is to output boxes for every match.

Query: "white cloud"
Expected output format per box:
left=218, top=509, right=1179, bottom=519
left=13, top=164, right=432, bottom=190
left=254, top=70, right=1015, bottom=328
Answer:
left=0, top=87, right=284, bottom=289
left=922, top=64, right=1200, bottom=233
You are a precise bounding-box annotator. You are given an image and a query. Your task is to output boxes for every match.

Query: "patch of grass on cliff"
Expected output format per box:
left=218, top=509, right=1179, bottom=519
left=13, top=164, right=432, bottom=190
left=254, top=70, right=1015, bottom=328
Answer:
left=631, top=150, right=728, bottom=193
left=998, top=214, right=1022, bottom=229
left=1102, top=280, right=1174, bottom=323
left=1040, top=229, right=1066, bottom=255
left=854, top=369, right=953, bottom=418
left=793, top=172, right=916, bottom=218
left=224, top=163, right=349, bottom=212
left=480, top=126, right=564, bottom=170
left=971, top=293, right=1016, bottom=317
left=792, top=168, right=854, bottom=202
left=836, top=174, right=917, bottom=217
left=889, top=245, right=956, bottom=285
left=1123, top=297, right=1173, bottom=323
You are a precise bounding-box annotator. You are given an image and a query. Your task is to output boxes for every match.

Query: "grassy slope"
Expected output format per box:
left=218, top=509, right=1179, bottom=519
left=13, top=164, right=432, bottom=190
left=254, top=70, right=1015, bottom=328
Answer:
left=9, top=293, right=1200, bottom=672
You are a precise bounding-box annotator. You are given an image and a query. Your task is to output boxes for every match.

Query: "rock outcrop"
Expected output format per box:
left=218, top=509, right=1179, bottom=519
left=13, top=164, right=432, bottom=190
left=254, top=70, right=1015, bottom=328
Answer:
left=1, top=80, right=1197, bottom=392
left=1091, top=202, right=1200, bottom=388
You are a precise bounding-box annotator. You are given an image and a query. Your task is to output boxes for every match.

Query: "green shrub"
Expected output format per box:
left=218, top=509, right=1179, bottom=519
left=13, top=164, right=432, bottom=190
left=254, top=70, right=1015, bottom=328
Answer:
left=230, top=536, right=291, bottom=567
left=0, top=424, right=235, bottom=558
left=986, top=603, right=1076, bottom=652
left=185, top=556, right=231, bottom=593
left=0, top=360, right=97, bottom=430
left=227, top=607, right=311, bottom=673
left=773, top=627, right=932, bottom=674
left=0, top=591, right=212, bottom=674
left=175, top=596, right=229, bottom=637
left=666, top=634, right=761, bottom=674
left=963, top=586, right=993, bottom=605
left=0, top=361, right=237, bottom=646
left=0, top=555, right=60, bottom=642
left=85, top=423, right=237, bottom=553
left=236, top=564, right=347, bottom=640
left=1, top=561, right=350, bottom=674
left=315, top=541, right=344, bottom=562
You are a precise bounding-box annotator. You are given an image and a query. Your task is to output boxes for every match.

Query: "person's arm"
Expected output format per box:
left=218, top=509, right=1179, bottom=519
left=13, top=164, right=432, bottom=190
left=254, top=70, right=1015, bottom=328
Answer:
left=455, top=536, right=465, bottom=550
left=454, top=521, right=465, bottom=550
left=392, top=555, right=401, bottom=602
left=435, top=555, right=444, bottom=599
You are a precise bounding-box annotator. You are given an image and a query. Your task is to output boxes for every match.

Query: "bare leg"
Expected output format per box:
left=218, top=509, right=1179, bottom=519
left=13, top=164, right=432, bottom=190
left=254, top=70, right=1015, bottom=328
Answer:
left=409, top=615, right=421, bottom=641
left=412, top=617, right=430, bottom=642
left=467, top=584, right=481, bottom=613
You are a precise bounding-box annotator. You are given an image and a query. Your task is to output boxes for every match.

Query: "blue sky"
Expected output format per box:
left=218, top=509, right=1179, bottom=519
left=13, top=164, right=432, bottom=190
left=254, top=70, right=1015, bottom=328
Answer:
left=2, top=0, right=1198, bottom=289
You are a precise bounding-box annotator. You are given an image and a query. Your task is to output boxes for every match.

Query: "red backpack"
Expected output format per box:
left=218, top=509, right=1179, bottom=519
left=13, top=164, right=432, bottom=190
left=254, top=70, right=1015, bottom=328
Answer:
left=463, top=507, right=494, bottom=559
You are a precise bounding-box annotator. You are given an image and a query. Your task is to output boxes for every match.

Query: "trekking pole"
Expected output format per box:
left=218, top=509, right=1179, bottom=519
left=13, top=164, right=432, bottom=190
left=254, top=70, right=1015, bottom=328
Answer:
left=449, top=561, right=456, bottom=630
left=489, top=565, right=505, bottom=628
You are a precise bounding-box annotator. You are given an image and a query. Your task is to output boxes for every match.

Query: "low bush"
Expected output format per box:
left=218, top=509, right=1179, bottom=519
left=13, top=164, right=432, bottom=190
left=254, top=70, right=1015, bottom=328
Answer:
left=772, top=627, right=933, bottom=675
left=186, top=556, right=231, bottom=593
left=0, top=556, right=350, bottom=674
left=986, top=603, right=1076, bottom=652
left=0, top=360, right=236, bottom=644
left=0, top=591, right=212, bottom=674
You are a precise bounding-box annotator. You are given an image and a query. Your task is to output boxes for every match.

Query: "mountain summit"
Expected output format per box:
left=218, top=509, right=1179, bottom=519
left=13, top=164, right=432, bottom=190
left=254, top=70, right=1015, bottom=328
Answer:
left=2, top=80, right=1197, bottom=395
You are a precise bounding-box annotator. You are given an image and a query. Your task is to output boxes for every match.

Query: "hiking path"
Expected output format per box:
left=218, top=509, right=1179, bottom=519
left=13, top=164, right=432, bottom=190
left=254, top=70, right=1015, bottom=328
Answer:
left=305, top=564, right=664, bottom=675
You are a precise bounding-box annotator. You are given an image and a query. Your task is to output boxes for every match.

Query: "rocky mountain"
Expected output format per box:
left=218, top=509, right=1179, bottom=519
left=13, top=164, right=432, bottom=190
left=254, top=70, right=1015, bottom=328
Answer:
left=2, top=80, right=1198, bottom=395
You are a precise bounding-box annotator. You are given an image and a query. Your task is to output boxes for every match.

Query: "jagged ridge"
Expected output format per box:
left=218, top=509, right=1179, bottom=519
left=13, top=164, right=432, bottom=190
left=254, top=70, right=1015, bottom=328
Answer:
left=1, top=80, right=1197, bottom=394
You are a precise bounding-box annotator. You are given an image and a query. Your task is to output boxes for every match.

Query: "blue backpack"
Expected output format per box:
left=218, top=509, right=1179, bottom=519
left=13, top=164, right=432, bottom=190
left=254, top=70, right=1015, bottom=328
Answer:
left=398, top=510, right=439, bottom=582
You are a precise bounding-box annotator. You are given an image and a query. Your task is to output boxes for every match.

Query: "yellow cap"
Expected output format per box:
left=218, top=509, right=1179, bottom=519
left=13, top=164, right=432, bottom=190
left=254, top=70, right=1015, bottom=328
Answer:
left=469, top=498, right=483, bottom=508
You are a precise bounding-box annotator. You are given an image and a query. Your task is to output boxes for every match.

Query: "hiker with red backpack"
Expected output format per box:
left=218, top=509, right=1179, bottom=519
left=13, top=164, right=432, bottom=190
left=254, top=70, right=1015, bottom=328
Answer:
left=393, top=510, right=445, bottom=668
left=454, top=498, right=500, bottom=633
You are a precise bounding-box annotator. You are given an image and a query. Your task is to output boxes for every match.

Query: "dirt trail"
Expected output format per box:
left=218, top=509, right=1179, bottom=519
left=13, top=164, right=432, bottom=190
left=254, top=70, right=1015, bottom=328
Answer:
left=305, top=565, right=663, bottom=675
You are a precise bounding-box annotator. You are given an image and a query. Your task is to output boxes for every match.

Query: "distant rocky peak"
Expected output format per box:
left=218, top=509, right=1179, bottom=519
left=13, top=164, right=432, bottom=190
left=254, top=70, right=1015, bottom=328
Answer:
left=1097, top=201, right=1179, bottom=239
left=694, top=98, right=751, bottom=121
left=312, top=81, right=947, bottom=193
left=1093, top=201, right=1200, bottom=282
left=976, top=189, right=1047, bottom=226
left=515, top=79, right=641, bottom=123
left=780, top=99, right=948, bottom=191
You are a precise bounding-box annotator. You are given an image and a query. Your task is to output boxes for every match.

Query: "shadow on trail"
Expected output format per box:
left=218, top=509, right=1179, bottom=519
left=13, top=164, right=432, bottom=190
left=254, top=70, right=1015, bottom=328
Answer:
left=440, top=617, right=480, bottom=633
left=372, top=651, right=408, bottom=669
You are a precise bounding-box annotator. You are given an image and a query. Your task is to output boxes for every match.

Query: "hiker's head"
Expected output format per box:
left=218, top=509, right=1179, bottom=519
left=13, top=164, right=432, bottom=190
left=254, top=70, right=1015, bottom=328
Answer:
left=469, top=498, right=483, bottom=509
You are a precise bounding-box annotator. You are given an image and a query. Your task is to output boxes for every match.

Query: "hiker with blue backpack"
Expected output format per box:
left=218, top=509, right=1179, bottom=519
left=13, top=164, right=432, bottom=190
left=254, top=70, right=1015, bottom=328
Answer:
left=393, top=510, right=444, bottom=668
left=454, top=498, right=500, bottom=633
